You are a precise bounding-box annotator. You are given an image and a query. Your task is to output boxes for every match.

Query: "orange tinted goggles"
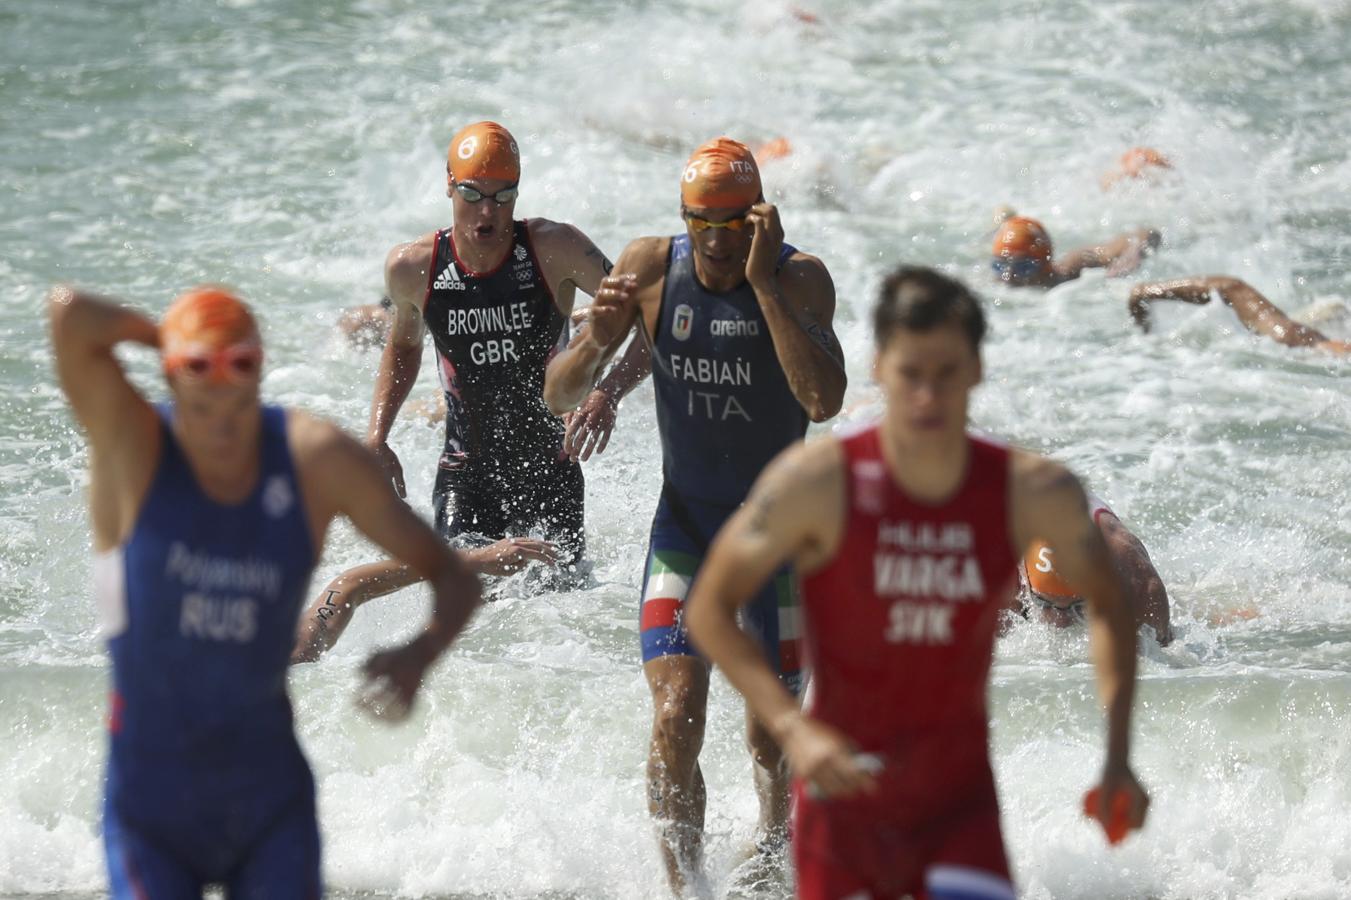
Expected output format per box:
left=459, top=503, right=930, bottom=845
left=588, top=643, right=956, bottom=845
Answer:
left=683, top=208, right=752, bottom=233
left=164, top=343, right=263, bottom=384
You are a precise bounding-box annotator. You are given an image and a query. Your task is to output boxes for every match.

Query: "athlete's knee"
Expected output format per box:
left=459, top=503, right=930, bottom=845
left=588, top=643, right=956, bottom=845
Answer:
left=746, top=720, right=786, bottom=773
left=650, top=685, right=707, bottom=760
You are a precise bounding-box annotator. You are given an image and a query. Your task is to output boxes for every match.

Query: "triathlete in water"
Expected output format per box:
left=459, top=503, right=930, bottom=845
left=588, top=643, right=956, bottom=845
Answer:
left=544, top=136, right=847, bottom=895
left=686, top=265, right=1148, bottom=900
left=48, top=285, right=480, bottom=898
left=1100, top=146, right=1173, bottom=191
left=991, top=212, right=1161, bottom=288
left=1130, top=275, right=1351, bottom=355
left=1012, top=494, right=1173, bottom=645
left=294, top=121, right=646, bottom=662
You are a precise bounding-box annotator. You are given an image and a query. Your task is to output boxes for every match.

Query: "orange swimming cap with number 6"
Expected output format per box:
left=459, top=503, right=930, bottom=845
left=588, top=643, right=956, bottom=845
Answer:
left=992, top=216, right=1053, bottom=264
left=161, top=286, right=259, bottom=355
left=681, top=137, right=762, bottom=209
left=1023, top=541, right=1080, bottom=599
left=448, top=122, right=520, bottom=183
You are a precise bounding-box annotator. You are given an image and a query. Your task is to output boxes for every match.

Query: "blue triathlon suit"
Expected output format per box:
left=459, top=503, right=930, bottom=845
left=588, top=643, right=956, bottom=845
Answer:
left=96, top=405, right=320, bottom=899
left=638, top=235, right=809, bottom=693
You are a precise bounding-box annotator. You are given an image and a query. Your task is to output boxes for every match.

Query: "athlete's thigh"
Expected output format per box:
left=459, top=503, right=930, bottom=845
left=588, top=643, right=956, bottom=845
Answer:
left=638, top=505, right=705, bottom=664
left=921, top=802, right=1014, bottom=900
left=434, top=470, right=509, bottom=542
left=104, top=797, right=202, bottom=899
left=738, top=566, right=805, bottom=696
left=227, top=798, right=322, bottom=900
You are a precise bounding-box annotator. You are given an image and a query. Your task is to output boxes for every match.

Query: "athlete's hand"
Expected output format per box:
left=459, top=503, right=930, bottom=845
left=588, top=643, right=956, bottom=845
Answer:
left=781, top=714, right=879, bottom=800
left=585, top=274, right=638, bottom=349
left=357, top=632, right=444, bottom=723
left=465, top=537, right=562, bottom=576
left=563, top=388, right=618, bottom=461
left=369, top=440, right=406, bottom=499
left=1084, top=762, right=1149, bottom=845
left=745, top=202, right=785, bottom=291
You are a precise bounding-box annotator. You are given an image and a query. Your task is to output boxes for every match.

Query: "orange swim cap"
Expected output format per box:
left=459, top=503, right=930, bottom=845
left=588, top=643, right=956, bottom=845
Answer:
left=992, top=216, right=1053, bottom=265
left=448, top=121, right=520, bottom=183
left=161, top=287, right=259, bottom=354
left=1119, top=146, right=1171, bottom=178
left=681, top=137, right=762, bottom=210
left=1023, top=542, right=1080, bottom=600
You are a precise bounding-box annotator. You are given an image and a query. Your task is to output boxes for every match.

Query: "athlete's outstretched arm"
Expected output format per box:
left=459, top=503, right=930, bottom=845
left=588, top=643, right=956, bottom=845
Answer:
left=685, top=440, right=874, bottom=799
left=562, top=327, right=652, bottom=461
left=1012, top=456, right=1148, bottom=837
left=47, top=286, right=162, bottom=549
left=744, top=205, right=846, bottom=422
left=544, top=237, right=664, bottom=415
left=291, top=538, right=558, bottom=663
left=1098, top=513, right=1172, bottom=646
left=1057, top=228, right=1161, bottom=280
left=367, top=240, right=432, bottom=498
left=1129, top=276, right=1340, bottom=351
left=296, top=414, right=481, bottom=718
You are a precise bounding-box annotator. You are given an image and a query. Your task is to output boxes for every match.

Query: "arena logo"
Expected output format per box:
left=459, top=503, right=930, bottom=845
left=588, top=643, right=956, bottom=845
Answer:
left=710, top=319, right=760, bottom=337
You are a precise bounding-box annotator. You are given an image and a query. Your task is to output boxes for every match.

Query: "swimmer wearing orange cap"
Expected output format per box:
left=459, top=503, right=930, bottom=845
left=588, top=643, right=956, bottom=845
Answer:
left=1130, top=276, right=1351, bottom=356
left=1011, top=492, right=1172, bottom=644
left=991, top=210, right=1163, bottom=288
left=1101, top=146, right=1173, bottom=190
left=292, top=121, right=646, bottom=662
left=47, top=283, right=480, bottom=897
left=544, top=135, right=846, bottom=895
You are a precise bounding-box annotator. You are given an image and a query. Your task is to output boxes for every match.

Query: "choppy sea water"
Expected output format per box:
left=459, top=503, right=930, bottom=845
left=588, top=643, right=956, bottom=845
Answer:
left=1, top=1, right=1348, bottom=898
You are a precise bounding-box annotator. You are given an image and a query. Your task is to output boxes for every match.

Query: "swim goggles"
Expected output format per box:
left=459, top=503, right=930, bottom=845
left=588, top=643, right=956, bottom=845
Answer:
left=682, top=207, right=752, bottom=233
left=1026, top=590, right=1087, bottom=623
left=991, top=256, right=1047, bottom=282
left=453, top=181, right=520, bottom=204
left=163, top=341, right=264, bottom=385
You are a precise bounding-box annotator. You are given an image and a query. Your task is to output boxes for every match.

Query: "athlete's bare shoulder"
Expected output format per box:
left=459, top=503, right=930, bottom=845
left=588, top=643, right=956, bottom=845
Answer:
left=384, top=232, right=438, bottom=307
left=284, top=408, right=364, bottom=470
left=524, top=217, right=591, bottom=251
left=1007, top=447, right=1091, bottom=548
left=615, top=235, right=670, bottom=282
left=744, top=434, right=847, bottom=570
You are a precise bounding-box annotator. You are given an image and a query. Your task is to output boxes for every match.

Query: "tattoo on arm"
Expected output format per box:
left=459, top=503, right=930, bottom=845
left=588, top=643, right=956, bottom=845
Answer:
left=315, top=589, right=345, bottom=624
left=804, top=315, right=845, bottom=365
left=747, top=490, right=777, bottom=534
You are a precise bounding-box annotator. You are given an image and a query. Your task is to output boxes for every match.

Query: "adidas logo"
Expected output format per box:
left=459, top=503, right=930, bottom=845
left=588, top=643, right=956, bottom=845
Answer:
left=433, top=262, right=466, bottom=291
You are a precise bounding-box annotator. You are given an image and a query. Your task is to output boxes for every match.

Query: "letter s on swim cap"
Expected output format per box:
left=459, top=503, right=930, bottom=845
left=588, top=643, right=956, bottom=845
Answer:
left=1023, top=541, right=1080, bottom=600
left=448, top=121, right=520, bottom=183
left=680, top=137, right=762, bottom=210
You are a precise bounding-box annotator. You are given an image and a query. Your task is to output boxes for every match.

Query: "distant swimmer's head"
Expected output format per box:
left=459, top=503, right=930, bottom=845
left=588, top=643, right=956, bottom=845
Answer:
left=752, top=137, right=794, bottom=165
left=446, top=122, right=520, bottom=247
left=680, top=137, right=763, bottom=278
left=872, top=266, right=986, bottom=437
left=991, top=216, right=1054, bottom=286
left=1022, top=542, right=1086, bottom=626
left=1120, top=146, right=1171, bottom=178
left=1102, top=146, right=1172, bottom=190
left=161, top=287, right=262, bottom=387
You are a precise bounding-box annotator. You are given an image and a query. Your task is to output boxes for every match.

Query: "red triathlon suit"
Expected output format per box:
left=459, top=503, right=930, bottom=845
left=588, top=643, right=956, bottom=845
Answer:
left=795, top=423, right=1019, bottom=900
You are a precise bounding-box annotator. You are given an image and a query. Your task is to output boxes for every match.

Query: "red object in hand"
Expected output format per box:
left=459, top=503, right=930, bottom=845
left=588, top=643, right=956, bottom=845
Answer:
left=1083, top=786, right=1133, bottom=845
